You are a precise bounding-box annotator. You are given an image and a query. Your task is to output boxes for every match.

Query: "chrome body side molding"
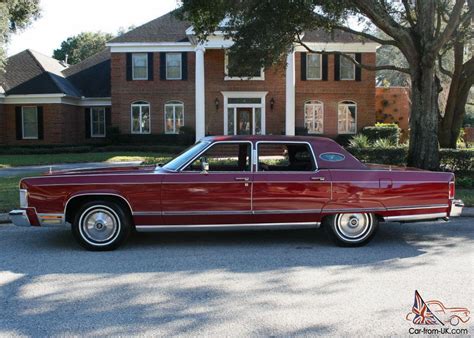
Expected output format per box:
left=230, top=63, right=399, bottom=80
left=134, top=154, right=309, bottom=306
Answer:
left=135, top=221, right=321, bottom=232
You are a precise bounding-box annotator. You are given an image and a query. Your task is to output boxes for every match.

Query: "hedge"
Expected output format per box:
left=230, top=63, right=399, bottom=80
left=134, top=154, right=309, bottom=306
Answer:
left=360, top=123, right=401, bottom=145
left=347, top=147, right=474, bottom=173
left=0, top=144, right=187, bottom=155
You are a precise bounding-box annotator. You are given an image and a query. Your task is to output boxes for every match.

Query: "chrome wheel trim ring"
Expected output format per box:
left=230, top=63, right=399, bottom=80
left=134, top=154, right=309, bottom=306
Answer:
left=335, top=213, right=372, bottom=242
left=78, top=205, right=121, bottom=246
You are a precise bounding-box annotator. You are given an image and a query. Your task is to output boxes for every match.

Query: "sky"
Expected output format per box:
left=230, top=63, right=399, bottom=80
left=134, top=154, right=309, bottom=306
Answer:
left=7, top=0, right=179, bottom=57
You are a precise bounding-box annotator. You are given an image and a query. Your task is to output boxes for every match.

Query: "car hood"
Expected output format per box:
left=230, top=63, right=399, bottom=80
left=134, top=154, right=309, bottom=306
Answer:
left=45, top=165, right=158, bottom=176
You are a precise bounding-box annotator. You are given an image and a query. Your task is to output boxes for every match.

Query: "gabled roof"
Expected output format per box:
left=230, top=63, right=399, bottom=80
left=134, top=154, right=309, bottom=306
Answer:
left=109, top=10, right=367, bottom=44
left=1, top=49, right=110, bottom=98
left=109, top=11, right=191, bottom=43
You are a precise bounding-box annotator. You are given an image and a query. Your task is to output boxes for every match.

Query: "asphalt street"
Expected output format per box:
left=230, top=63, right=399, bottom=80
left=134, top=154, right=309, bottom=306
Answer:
left=0, top=218, right=473, bottom=336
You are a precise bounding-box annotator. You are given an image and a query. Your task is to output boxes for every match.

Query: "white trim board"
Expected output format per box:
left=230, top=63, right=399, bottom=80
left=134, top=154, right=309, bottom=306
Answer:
left=2, top=94, right=111, bottom=106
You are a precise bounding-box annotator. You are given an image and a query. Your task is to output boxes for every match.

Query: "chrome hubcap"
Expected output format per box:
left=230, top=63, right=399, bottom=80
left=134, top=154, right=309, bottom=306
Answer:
left=82, top=208, right=118, bottom=243
left=336, top=213, right=371, bottom=239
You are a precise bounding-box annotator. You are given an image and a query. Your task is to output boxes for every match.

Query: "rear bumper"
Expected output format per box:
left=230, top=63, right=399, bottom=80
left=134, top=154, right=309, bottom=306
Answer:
left=450, top=199, right=464, bottom=217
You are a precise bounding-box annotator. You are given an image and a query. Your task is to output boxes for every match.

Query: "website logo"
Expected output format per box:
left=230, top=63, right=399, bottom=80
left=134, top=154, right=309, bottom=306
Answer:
left=406, top=291, right=470, bottom=334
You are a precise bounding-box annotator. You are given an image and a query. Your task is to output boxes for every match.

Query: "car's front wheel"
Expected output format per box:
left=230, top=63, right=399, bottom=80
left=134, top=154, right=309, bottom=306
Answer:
left=324, top=213, right=378, bottom=247
left=72, top=200, right=132, bottom=251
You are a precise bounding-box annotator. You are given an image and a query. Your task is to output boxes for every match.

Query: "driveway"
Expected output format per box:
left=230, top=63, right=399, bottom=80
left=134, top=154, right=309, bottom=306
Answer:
left=0, top=218, right=472, bottom=336
left=0, top=161, right=142, bottom=177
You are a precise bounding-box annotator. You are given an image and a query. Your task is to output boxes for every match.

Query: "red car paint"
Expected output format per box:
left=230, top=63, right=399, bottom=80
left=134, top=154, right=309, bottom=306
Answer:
left=17, top=136, right=457, bottom=228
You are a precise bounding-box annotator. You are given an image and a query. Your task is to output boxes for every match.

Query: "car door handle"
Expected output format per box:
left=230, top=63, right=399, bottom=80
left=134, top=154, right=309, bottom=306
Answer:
left=235, top=177, right=250, bottom=181
left=310, top=177, right=326, bottom=181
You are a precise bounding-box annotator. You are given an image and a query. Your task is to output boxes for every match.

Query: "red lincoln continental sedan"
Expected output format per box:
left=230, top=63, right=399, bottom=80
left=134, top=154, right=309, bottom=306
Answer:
left=10, top=136, right=464, bottom=251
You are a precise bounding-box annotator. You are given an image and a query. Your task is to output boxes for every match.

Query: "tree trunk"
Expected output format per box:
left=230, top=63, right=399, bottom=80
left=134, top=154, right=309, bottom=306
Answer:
left=438, top=40, right=464, bottom=148
left=407, top=65, right=440, bottom=170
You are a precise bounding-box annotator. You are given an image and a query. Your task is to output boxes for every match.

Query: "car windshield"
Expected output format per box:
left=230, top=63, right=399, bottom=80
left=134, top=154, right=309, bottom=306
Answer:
left=161, top=141, right=210, bottom=171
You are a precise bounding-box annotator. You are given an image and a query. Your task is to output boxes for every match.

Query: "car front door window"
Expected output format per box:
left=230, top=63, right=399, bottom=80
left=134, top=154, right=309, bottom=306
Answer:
left=184, top=143, right=251, bottom=172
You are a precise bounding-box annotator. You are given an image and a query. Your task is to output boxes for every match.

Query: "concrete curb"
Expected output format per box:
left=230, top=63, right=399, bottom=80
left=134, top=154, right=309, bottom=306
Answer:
left=1, top=207, right=473, bottom=225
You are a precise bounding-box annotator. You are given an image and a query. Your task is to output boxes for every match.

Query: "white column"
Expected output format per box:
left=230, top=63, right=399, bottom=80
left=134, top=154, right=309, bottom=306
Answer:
left=195, top=45, right=206, bottom=140
left=285, top=50, right=295, bottom=136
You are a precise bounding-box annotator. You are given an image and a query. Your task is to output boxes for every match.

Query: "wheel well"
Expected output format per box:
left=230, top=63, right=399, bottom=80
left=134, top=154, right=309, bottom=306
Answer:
left=65, top=195, right=133, bottom=224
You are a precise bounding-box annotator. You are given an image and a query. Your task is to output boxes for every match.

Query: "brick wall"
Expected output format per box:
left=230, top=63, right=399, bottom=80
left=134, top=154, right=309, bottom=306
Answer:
left=375, top=87, right=410, bottom=137
left=111, top=52, right=196, bottom=135
left=295, top=52, right=376, bottom=137
left=1, top=104, right=85, bottom=145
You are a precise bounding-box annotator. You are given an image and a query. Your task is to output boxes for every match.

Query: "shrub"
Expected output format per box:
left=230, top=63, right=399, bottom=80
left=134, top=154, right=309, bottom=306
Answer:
left=334, top=134, right=353, bottom=146
left=361, top=123, right=401, bottom=145
left=347, top=147, right=407, bottom=166
left=295, top=127, right=309, bottom=136
left=373, top=138, right=395, bottom=148
left=439, top=148, right=474, bottom=173
left=349, top=134, right=370, bottom=148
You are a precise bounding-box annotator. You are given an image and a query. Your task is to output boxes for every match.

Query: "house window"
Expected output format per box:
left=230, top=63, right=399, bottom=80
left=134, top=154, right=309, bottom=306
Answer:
left=132, top=53, right=148, bottom=80
left=90, top=107, right=106, bottom=138
left=164, top=101, right=184, bottom=134
left=225, top=52, right=264, bottom=80
left=131, top=101, right=151, bottom=134
left=166, top=53, right=182, bottom=80
left=340, top=54, right=355, bottom=80
left=22, top=106, right=38, bottom=139
left=304, top=100, right=324, bottom=134
left=306, top=54, right=322, bottom=80
left=338, top=100, right=357, bottom=134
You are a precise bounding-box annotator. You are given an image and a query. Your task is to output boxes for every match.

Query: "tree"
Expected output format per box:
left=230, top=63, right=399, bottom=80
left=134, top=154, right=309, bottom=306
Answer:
left=437, top=6, right=474, bottom=148
left=53, top=31, right=114, bottom=65
left=178, top=0, right=473, bottom=170
left=0, top=0, right=41, bottom=71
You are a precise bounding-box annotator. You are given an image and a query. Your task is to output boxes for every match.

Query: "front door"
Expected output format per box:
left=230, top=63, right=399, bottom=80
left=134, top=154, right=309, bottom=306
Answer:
left=237, top=108, right=252, bottom=135
left=161, top=142, right=253, bottom=225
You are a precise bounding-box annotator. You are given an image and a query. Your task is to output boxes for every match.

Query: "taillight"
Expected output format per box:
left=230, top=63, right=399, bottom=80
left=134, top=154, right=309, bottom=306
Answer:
left=449, top=181, right=455, bottom=199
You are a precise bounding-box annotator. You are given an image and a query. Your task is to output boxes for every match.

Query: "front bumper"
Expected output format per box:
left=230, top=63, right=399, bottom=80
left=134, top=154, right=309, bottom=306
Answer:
left=450, top=199, right=464, bottom=217
left=9, top=210, right=31, bottom=226
left=9, top=208, right=65, bottom=227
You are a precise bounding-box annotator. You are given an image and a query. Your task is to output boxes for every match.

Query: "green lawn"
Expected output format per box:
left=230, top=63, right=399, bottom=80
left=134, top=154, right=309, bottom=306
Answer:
left=0, top=152, right=173, bottom=168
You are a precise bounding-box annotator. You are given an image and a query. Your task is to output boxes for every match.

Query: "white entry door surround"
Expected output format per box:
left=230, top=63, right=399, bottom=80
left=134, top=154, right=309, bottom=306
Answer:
left=222, top=91, right=268, bottom=135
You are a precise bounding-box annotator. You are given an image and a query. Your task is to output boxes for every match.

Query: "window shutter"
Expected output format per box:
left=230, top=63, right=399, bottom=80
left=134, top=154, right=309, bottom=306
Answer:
left=37, top=106, right=44, bottom=140
left=355, top=53, right=362, bottom=81
left=147, top=53, right=154, bottom=81
left=105, top=107, right=112, bottom=129
left=160, top=52, right=166, bottom=80
left=15, top=106, right=22, bottom=140
left=182, top=52, right=188, bottom=80
left=301, top=52, right=307, bottom=81
left=85, top=108, right=91, bottom=139
left=334, top=54, right=340, bottom=81
left=322, top=54, right=328, bottom=81
left=126, top=53, right=132, bottom=81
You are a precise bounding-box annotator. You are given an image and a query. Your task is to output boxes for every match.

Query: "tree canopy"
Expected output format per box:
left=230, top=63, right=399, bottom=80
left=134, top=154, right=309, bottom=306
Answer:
left=178, top=0, right=473, bottom=169
left=53, top=31, right=114, bottom=65
left=0, top=0, right=41, bottom=71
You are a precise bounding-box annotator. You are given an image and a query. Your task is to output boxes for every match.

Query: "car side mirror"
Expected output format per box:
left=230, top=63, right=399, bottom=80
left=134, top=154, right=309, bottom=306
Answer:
left=200, top=157, right=209, bottom=173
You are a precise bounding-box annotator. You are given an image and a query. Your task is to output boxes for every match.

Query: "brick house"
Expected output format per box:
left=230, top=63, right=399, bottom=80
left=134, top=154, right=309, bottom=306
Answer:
left=0, top=11, right=378, bottom=145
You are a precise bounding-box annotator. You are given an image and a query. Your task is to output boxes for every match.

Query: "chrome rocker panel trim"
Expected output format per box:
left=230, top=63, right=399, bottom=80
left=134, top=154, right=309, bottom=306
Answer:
left=136, top=221, right=321, bottom=232
left=383, top=212, right=447, bottom=222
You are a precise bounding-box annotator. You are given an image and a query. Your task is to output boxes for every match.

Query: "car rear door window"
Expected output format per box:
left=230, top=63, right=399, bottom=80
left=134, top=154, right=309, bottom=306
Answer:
left=257, top=143, right=316, bottom=172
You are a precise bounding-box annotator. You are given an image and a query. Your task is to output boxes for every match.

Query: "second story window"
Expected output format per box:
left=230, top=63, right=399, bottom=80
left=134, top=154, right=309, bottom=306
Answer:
left=131, top=101, right=151, bottom=134
left=166, top=53, right=182, bottom=80
left=340, top=54, right=355, bottom=80
left=225, top=52, right=264, bottom=80
left=132, top=53, right=148, bottom=80
left=306, top=54, right=322, bottom=80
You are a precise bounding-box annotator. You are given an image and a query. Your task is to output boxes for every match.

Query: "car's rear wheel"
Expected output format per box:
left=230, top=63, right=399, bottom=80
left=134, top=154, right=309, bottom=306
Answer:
left=324, top=213, right=378, bottom=247
left=72, top=200, right=131, bottom=251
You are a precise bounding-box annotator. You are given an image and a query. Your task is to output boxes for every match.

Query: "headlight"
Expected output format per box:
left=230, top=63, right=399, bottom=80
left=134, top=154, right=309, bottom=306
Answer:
left=19, top=189, right=28, bottom=208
